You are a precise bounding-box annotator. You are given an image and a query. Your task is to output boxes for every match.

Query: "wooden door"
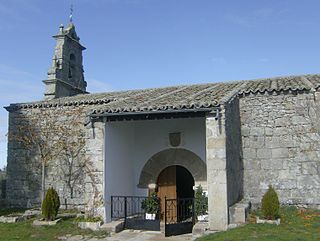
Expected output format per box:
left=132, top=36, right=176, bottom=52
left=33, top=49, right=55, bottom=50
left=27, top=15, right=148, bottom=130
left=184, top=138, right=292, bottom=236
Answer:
left=157, top=166, right=176, bottom=221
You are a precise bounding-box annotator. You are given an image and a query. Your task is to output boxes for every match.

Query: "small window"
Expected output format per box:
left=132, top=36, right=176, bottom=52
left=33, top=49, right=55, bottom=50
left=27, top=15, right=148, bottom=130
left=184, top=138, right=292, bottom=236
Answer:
left=70, top=53, right=76, bottom=62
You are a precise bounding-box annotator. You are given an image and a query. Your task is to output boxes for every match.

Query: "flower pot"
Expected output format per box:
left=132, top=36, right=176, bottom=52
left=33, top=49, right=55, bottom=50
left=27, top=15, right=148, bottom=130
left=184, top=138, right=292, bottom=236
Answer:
left=256, top=216, right=281, bottom=225
left=33, top=218, right=61, bottom=226
left=78, top=221, right=102, bottom=231
left=197, top=214, right=208, bottom=222
left=145, top=213, right=156, bottom=220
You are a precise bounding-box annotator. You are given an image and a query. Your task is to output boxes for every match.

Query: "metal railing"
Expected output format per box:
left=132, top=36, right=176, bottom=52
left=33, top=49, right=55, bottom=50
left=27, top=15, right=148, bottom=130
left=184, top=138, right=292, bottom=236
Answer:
left=111, top=195, right=149, bottom=221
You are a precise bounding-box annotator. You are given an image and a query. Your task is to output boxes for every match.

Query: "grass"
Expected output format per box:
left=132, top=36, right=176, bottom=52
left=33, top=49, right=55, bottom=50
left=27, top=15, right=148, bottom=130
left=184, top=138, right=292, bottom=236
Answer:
left=1, top=206, right=319, bottom=241
left=0, top=208, right=27, bottom=216
left=197, top=206, right=320, bottom=241
left=0, top=209, right=109, bottom=241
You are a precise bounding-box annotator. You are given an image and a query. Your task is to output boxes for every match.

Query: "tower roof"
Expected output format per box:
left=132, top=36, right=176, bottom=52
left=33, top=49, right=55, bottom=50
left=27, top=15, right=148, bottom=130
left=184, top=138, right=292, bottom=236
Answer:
left=53, top=23, right=85, bottom=50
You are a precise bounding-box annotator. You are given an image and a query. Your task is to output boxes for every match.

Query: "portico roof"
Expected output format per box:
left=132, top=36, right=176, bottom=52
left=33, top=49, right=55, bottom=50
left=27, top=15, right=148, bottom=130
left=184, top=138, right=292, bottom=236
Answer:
left=5, top=74, right=320, bottom=114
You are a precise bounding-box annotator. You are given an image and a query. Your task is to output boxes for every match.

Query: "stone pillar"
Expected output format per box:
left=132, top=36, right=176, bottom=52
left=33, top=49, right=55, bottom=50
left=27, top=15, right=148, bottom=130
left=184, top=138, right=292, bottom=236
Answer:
left=206, top=110, right=228, bottom=231
left=85, top=122, right=105, bottom=220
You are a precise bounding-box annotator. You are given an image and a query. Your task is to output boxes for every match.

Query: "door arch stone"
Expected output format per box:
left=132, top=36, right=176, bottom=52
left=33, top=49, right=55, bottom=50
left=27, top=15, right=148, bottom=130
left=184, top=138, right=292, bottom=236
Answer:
left=138, top=148, right=207, bottom=189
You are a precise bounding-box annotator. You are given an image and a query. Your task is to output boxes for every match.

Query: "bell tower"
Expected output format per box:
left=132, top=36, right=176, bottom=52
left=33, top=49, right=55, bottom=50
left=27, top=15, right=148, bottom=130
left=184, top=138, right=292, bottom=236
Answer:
left=43, top=21, right=87, bottom=100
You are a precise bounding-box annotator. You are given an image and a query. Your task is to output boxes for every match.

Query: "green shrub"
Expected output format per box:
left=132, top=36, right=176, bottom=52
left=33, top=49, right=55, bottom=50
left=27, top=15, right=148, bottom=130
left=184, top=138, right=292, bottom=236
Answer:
left=195, top=185, right=208, bottom=216
left=261, top=185, right=280, bottom=220
left=42, top=187, right=60, bottom=221
left=141, top=192, right=160, bottom=214
left=75, top=216, right=102, bottom=222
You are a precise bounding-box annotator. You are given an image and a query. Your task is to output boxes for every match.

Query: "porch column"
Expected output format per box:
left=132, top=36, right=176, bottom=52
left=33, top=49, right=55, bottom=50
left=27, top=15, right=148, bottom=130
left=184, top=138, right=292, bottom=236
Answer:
left=85, top=121, right=105, bottom=221
left=206, top=110, right=228, bottom=231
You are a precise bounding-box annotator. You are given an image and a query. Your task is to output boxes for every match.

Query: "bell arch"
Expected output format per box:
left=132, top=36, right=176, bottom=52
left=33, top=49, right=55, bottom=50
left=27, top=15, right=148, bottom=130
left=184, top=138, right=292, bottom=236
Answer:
left=138, top=148, right=207, bottom=188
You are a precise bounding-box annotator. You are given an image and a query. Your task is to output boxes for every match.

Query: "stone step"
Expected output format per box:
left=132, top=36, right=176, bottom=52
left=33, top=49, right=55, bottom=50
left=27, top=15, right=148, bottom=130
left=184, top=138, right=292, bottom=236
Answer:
left=229, top=201, right=251, bottom=225
left=100, top=220, right=124, bottom=233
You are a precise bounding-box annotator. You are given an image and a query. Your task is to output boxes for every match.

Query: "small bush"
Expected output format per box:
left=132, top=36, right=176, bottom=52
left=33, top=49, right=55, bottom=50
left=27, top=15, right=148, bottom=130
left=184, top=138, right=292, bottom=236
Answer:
left=195, top=185, right=208, bottom=216
left=261, top=185, right=280, bottom=220
left=42, top=187, right=60, bottom=221
left=141, top=192, right=160, bottom=214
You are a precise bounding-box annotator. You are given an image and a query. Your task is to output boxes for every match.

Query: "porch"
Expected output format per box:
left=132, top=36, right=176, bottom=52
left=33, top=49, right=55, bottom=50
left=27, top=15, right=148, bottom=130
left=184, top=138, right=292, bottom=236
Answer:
left=103, top=117, right=206, bottom=222
left=88, top=100, right=243, bottom=232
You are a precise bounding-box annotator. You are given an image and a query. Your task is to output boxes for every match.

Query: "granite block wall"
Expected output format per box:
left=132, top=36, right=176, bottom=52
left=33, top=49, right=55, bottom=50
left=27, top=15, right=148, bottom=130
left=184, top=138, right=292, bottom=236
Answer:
left=6, top=104, right=104, bottom=213
left=240, top=91, right=320, bottom=207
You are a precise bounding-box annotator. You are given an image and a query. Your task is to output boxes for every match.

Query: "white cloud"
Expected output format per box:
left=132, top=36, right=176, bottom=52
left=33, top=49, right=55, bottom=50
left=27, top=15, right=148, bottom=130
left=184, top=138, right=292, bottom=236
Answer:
left=0, top=63, right=42, bottom=104
left=0, top=78, right=42, bottom=105
left=0, top=1, right=40, bottom=30
left=225, top=7, right=291, bottom=28
left=0, top=64, right=35, bottom=78
left=86, top=78, right=113, bottom=93
left=224, top=14, right=251, bottom=28
left=258, top=58, right=270, bottom=63
left=211, top=57, right=227, bottom=65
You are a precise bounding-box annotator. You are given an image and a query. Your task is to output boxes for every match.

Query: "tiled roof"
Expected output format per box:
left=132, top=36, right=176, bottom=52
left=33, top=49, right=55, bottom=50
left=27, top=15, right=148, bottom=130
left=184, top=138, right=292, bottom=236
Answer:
left=91, top=81, right=246, bottom=115
left=239, top=74, right=320, bottom=94
left=5, top=74, right=320, bottom=114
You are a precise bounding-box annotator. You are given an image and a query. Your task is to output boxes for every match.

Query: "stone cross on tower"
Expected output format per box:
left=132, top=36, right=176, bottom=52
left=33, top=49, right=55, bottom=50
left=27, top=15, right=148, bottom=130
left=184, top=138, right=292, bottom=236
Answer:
left=43, top=21, right=87, bottom=100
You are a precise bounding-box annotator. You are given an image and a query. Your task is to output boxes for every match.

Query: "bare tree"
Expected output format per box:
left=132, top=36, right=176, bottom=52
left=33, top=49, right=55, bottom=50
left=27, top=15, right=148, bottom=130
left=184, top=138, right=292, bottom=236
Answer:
left=55, top=108, right=88, bottom=200
left=9, top=108, right=64, bottom=202
left=9, top=106, right=100, bottom=212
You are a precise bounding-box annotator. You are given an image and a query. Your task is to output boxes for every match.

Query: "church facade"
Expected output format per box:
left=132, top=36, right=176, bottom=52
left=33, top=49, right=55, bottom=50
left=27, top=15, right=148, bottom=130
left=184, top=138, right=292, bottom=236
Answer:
left=5, top=23, right=320, bottom=231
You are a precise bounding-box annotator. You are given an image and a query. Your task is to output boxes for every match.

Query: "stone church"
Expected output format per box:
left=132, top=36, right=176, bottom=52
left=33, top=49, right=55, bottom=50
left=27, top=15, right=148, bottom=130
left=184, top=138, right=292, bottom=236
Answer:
left=5, top=22, right=320, bottom=231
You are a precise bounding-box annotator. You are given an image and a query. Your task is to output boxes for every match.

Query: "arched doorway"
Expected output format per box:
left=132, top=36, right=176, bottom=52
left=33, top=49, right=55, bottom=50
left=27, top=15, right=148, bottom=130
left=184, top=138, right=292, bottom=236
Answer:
left=138, top=148, right=207, bottom=189
left=157, top=165, right=194, bottom=220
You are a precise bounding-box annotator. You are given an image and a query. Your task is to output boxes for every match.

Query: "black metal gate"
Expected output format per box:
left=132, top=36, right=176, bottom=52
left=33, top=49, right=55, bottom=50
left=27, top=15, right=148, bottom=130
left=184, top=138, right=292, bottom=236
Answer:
left=165, top=197, right=195, bottom=237
left=111, top=196, right=160, bottom=231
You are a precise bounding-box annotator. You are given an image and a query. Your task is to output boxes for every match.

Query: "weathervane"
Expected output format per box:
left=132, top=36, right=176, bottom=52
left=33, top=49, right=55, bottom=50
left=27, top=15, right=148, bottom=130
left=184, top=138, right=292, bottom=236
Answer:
left=69, top=4, right=73, bottom=23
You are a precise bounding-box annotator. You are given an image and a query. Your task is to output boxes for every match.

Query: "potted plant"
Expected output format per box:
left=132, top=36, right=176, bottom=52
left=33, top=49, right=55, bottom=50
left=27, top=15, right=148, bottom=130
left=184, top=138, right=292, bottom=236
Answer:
left=141, top=192, right=160, bottom=220
left=76, top=215, right=103, bottom=231
left=195, top=185, right=208, bottom=222
left=256, top=185, right=281, bottom=225
left=77, top=199, right=104, bottom=231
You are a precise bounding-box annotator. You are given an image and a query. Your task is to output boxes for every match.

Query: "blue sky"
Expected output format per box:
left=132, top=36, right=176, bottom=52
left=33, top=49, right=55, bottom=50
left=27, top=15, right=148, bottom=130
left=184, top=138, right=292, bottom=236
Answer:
left=1, top=0, right=320, bottom=169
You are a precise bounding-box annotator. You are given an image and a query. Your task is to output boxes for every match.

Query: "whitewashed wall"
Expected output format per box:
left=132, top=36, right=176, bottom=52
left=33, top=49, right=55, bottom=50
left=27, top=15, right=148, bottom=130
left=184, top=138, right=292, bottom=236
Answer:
left=104, top=117, right=206, bottom=221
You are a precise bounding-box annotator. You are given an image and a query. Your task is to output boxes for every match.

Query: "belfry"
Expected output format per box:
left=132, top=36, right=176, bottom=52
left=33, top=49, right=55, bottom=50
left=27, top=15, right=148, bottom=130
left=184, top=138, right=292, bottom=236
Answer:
left=43, top=20, right=87, bottom=100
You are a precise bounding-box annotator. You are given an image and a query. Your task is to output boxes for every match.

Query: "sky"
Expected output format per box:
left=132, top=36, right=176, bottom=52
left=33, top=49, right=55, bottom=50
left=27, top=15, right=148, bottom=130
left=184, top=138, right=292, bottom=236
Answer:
left=1, top=0, right=320, bottom=169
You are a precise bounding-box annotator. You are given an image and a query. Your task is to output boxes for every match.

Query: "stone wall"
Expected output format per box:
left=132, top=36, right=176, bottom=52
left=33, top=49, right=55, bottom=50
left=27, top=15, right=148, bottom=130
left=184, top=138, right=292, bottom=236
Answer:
left=6, top=108, right=41, bottom=207
left=6, top=104, right=104, bottom=213
left=225, top=97, right=243, bottom=206
left=240, top=90, right=320, bottom=207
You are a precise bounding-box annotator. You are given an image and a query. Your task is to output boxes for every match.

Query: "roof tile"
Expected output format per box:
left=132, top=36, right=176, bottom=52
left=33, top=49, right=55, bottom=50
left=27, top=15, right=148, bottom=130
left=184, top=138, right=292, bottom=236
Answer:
left=6, top=74, right=320, bottom=114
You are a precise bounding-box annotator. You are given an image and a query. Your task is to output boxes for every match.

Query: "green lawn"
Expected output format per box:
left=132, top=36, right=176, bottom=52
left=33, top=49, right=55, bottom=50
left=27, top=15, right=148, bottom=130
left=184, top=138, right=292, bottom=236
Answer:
left=1, top=207, right=319, bottom=241
left=0, top=209, right=109, bottom=241
left=197, top=207, right=320, bottom=241
left=0, top=208, right=27, bottom=217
